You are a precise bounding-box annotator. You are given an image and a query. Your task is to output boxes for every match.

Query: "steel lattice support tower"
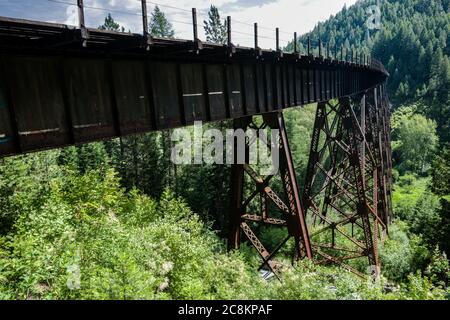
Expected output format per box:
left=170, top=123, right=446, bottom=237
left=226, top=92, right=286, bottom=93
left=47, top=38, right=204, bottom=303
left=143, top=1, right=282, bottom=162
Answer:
left=302, top=85, right=392, bottom=277
left=228, top=111, right=312, bottom=277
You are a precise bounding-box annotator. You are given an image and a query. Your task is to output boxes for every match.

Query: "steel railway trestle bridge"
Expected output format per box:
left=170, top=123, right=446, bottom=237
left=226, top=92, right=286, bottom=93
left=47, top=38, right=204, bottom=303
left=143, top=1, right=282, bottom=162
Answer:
left=0, top=1, right=393, bottom=278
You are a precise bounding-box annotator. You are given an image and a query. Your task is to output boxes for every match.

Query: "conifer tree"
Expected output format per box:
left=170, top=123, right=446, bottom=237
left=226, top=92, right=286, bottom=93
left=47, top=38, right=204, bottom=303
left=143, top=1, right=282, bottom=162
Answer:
left=203, top=5, right=228, bottom=44
left=98, top=13, right=125, bottom=32
left=149, top=6, right=175, bottom=38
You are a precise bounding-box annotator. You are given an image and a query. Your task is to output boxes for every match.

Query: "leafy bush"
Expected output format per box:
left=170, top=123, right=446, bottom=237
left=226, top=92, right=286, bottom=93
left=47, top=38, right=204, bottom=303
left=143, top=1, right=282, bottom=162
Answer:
left=391, top=108, right=438, bottom=175
left=0, top=152, right=447, bottom=300
left=397, top=273, right=447, bottom=300
left=393, top=175, right=442, bottom=245
left=424, top=247, right=450, bottom=287
left=379, top=221, right=430, bottom=282
left=0, top=167, right=261, bottom=300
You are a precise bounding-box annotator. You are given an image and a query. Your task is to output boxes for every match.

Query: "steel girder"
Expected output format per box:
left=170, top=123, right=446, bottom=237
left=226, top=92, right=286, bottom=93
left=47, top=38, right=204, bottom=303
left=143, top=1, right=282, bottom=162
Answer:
left=0, top=16, right=389, bottom=159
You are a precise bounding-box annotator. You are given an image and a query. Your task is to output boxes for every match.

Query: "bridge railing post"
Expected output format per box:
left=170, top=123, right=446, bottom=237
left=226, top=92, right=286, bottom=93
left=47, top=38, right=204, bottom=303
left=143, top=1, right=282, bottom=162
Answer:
left=226, top=16, right=235, bottom=56
left=318, top=39, right=322, bottom=58
left=253, top=23, right=261, bottom=56
left=334, top=42, right=338, bottom=60
left=141, top=0, right=153, bottom=49
left=77, top=0, right=84, bottom=29
left=191, top=8, right=202, bottom=51
left=254, top=23, right=258, bottom=49
left=77, top=0, right=88, bottom=47
left=294, top=32, right=298, bottom=54
left=275, top=28, right=283, bottom=57
left=192, top=8, right=198, bottom=41
left=307, top=35, right=311, bottom=56
left=276, top=28, right=280, bottom=51
left=227, top=16, right=232, bottom=47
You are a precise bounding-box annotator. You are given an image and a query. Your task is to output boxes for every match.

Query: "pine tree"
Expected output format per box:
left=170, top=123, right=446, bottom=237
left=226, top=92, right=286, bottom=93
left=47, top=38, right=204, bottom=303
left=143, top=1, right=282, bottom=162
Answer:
left=149, top=6, right=175, bottom=38
left=75, top=143, right=110, bottom=174
left=203, top=5, right=228, bottom=44
left=98, top=13, right=125, bottom=32
left=430, top=144, right=450, bottom=197
left=428, top=50, right=450, bottom=141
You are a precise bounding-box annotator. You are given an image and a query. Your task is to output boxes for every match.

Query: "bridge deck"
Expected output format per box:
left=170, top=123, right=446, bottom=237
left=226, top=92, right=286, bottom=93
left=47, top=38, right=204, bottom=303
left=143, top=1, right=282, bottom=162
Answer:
left=0, top=17, right=388, bottom=157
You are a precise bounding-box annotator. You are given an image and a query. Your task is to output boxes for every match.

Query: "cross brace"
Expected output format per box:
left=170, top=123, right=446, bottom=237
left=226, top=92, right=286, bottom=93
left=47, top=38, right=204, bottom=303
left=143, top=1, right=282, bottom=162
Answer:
left=228, top=111, right=312, bottom=276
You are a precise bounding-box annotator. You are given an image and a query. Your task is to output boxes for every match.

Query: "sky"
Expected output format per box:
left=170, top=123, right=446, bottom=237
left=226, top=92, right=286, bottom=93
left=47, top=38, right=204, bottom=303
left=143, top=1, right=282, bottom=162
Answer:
left=0, top=0, right=359, bottom=48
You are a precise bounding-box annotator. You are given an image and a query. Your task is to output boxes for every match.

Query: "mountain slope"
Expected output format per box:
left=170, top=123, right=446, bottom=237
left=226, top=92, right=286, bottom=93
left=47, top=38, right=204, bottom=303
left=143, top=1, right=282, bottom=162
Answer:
left=287, top=0, right=450, bottom=141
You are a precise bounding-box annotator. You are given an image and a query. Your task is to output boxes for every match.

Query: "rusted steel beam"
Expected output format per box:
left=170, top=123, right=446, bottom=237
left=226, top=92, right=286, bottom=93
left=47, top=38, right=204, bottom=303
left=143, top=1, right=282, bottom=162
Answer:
left=265, top=112, right=312, bottom=259
left=242, top=214, right=287, bottom=226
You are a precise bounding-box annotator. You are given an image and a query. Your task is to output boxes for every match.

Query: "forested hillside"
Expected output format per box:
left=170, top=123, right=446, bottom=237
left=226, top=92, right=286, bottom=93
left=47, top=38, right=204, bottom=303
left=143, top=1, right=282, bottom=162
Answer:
left=290, top=0, right=450, bottom=292
left=288, top=0, right=450, bottom=141
left=0, top=1, right=449, bottom=300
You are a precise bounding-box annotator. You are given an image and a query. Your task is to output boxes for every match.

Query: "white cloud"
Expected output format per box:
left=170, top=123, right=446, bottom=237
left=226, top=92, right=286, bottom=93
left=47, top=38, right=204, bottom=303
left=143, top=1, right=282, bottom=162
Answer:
left=222, top=0, right=359, bottom=48
left=65, top=0, right=359, bottom=48
left=65, top=4, right=78, bottom=26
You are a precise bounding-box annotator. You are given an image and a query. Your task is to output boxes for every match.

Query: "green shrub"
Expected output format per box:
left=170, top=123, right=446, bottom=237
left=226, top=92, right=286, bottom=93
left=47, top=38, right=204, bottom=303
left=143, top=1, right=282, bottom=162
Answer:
left=379, top=221, right=430, bottom=282
left=0, top=155, right=446, bottom=300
